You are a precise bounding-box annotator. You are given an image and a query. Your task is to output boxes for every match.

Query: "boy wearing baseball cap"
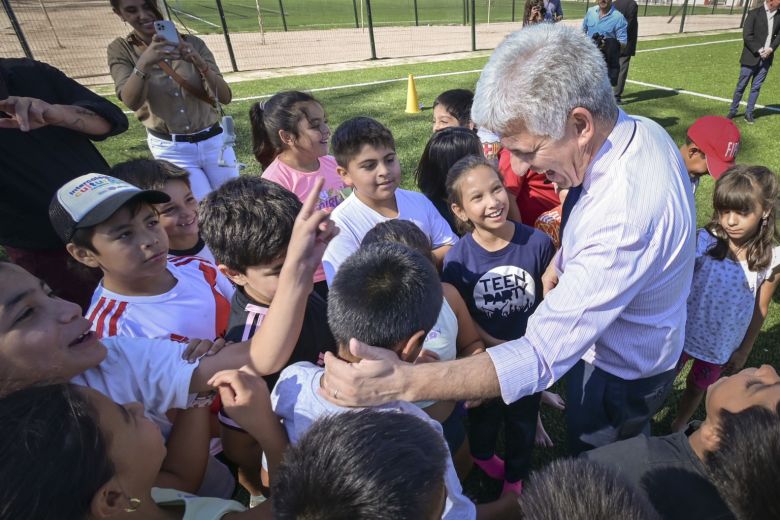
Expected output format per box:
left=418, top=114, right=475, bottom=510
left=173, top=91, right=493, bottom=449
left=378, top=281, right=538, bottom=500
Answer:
left=679, top=116, right=741, bottom=193
left=50, top=173, right=233, bottom=342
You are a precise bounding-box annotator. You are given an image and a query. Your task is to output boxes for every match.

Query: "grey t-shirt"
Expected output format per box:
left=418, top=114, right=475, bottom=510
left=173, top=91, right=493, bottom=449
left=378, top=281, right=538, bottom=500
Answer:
left=583, top=431, right=734, bottom=519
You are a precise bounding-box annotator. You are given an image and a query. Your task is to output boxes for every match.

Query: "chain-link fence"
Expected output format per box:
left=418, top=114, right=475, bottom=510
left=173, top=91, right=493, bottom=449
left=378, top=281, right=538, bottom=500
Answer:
left=1, top=0, right=753, bottom=85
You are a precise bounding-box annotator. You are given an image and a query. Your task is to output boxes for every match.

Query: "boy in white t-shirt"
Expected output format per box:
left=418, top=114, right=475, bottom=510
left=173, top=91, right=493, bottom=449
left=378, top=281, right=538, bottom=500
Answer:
left=322, top=117, right=458, bottom=284
left=50, top=173, right=232, bottom=341
left=273, top=243, right=520, bottom=518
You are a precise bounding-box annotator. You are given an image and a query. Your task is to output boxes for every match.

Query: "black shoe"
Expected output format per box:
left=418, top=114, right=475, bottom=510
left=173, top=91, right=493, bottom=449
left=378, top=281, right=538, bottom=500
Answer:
left=726, top=111, right=736, bottom=120
left=744, top=113, right=755, bottom=124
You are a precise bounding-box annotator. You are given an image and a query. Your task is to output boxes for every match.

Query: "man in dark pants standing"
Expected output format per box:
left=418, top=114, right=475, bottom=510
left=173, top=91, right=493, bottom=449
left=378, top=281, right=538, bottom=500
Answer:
left=614, top=0, right=638, bottom=104
left=727, top=0, right=780, bottom=123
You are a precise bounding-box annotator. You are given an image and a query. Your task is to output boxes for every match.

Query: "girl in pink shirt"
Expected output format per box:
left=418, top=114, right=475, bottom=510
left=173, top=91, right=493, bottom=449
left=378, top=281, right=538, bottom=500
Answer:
left=251, top=91, right=348, bottom=297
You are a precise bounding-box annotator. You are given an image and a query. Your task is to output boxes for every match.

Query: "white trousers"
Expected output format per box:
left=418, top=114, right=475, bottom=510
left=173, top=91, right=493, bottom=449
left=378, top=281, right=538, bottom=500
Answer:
left=147, top=131, right=239, bottom=200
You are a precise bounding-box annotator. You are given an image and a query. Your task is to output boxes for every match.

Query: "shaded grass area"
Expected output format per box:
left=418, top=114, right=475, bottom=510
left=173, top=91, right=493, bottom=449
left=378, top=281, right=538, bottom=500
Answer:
left=91, top=30, right=780, bottom=502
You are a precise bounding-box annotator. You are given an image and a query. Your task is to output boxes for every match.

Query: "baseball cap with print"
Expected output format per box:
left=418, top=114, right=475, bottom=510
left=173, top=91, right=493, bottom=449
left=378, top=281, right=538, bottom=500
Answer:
left=49, top=173, right=170, bottom=243
left=687, top=116, right=741, bottom=180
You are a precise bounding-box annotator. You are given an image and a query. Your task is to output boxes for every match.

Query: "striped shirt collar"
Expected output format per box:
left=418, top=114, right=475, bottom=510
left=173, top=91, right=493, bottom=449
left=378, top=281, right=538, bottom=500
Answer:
left=583, top=109, right=637, bottom=192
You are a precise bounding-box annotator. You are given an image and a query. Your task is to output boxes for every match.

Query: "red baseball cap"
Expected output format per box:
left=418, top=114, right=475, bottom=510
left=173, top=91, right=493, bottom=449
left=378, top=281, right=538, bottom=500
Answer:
left=686, top=116, right=741, bottom=179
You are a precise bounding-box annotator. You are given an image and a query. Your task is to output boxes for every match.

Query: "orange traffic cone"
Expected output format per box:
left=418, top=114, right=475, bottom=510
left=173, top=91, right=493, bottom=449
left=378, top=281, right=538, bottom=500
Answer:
left=405, top=74, right=421, bottom=114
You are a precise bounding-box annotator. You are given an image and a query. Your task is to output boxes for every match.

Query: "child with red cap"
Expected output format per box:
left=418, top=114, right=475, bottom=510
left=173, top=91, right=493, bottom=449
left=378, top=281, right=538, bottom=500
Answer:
left=679, top=115, right=741, bottom=193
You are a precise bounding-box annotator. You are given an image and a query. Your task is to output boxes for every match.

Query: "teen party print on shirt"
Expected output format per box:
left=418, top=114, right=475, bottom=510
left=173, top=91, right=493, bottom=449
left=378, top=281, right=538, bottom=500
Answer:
left=473, top=265, right=536, bottom=319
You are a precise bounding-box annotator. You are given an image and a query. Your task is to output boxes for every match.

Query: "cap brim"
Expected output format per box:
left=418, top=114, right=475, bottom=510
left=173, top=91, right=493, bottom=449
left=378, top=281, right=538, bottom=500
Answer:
left=706, top=154, right=733, bottom=180
left=75, top=190, right=171, bottom=230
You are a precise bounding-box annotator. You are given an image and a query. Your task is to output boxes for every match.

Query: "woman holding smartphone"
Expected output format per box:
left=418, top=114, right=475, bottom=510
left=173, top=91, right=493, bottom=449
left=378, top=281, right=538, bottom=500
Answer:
left=108, top=0, right=238, bottom=199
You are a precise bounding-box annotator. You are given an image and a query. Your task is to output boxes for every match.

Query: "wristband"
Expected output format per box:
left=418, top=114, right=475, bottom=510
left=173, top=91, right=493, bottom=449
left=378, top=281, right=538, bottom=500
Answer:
left=132, top=67, right=148, bottom=80
left=188, top=390, right=217, bottom=408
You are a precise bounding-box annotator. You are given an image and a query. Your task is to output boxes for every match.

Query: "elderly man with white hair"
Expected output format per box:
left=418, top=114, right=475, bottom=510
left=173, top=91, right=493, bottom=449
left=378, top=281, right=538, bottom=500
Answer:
left=323, top=23, right=695, bottom=455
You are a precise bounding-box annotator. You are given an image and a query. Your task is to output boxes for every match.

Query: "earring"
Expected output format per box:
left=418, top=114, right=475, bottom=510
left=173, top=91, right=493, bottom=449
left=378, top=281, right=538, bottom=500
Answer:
left=125, top=497, right=141, bottom=513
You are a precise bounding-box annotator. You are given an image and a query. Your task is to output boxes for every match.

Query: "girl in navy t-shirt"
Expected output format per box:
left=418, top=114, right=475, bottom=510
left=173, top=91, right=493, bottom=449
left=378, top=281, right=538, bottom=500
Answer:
left=442, top=155, right=555, bottom=495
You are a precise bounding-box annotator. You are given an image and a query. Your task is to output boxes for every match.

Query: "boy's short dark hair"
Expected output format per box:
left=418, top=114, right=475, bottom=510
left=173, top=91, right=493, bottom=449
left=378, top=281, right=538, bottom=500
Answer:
left=433, top=89, right=474, bottom=127
left=272, top=409, right=448, bottom=520
left=328, top=242, right=442, bottom=349
left=361, top=220, right=434, bottom=264
left=109, top=158, right=191, bottom=191
left=198, top=176, right=302, bottom=272
left=521, top=458, right=660, bottom=520
left=331, top=117, right=395, bottom=168
left=705, top=403, right=780, bottom=520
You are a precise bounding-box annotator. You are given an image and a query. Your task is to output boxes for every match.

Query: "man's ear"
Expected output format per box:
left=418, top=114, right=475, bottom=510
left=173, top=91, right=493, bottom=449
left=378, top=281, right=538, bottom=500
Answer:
left=89, top=478, right=130, bottom=519
left=698, top=421, right=723, bottom=453
left=569, top=107, right=596, bottom=147
left=399, top=330, right=427, bottom=362
left=65, top=243, right=101, bottom=269
left=218, top=264, right=247, bottom=287
left=336, top=166, right=354, bottom=187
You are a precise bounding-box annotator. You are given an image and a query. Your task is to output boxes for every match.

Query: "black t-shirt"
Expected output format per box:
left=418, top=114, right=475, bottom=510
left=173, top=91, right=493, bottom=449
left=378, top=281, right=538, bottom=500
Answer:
left=583, top=432, right=734, bottom=520
left=0, top=58, right=128, bottom=249
left=225, top=286, right=337, bottom=390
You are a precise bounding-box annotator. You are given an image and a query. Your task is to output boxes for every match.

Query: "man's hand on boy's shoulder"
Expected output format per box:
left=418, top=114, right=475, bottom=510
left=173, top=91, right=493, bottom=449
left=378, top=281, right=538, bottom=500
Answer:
left=286, top=177, right=339, bottom=273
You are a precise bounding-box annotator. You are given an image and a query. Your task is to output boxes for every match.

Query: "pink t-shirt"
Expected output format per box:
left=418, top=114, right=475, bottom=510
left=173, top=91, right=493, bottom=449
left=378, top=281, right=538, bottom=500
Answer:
left=262, top=155, right=349, bottom=282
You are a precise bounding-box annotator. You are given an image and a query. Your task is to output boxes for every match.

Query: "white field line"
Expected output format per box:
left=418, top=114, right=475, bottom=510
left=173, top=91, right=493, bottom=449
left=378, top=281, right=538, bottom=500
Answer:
left=626, top=79, right=780, bottom=112
left=117, top=37, right=750, bottom=113
left=635, top=38, right=741, bottom=53
left=169, top=7, right=220, bottom=28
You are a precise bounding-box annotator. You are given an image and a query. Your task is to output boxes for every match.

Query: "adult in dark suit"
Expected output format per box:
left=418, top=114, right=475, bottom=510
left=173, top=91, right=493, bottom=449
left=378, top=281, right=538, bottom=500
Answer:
left=728, top=0, right=780, bottom=123
left=613, top=0, right=638, bottom=104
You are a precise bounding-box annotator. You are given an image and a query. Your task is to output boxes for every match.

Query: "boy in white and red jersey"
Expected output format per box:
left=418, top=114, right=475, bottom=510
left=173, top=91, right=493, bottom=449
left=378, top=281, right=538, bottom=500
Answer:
left=50, top=173, right=232, bottom=342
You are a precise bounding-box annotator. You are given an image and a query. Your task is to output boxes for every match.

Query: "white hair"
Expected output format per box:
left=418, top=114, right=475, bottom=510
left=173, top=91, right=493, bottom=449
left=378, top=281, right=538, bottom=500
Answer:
left=472, top=23, right=617, bottom=140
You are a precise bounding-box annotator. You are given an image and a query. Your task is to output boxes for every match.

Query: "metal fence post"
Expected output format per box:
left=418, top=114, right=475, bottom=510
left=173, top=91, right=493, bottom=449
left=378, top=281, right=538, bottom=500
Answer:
left=352, top=0, right=359, bottom=28
left=214, top=0, right=238, bottom=71
left=585, top=0, right=590, bottom=16
left=512, top=0, right=516, bottom=21
left=711, top=0, right=717, bottom=14
left=365, top=0, right=377, bottom=59
left=413, top=0, right=419, bottom=26
left=740, top=0, right=749, bottom=27
left=471, top=0, right=476, bottom=51
left=679, top=0, right=689, bottom=31
left=278, top=0, right=288, bottom=31
left=644, top=0, right=649, bottom=15
left=2, top=0, right=33, bottom=59
left=669, top=0, right=674, bottom=15
left=729, top=0, right=735, bottom=14
left=690, top=0, right=696, bottom=14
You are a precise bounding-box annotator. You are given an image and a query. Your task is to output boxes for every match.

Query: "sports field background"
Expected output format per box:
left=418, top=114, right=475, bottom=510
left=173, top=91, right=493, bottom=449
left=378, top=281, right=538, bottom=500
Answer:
left=91, top=30, right=780, bottom=502
left=166, top=0, right=745, bottom=33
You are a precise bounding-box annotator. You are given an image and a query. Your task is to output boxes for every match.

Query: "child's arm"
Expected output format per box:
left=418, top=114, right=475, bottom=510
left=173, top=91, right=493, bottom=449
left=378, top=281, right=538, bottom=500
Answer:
left=725, top=268, right=780, bottom=374
left=210, top=368, right=289, bottom=484
left=432, top=245, right=453, bottom=272
left=443, top=283, right=486, bottom=358
left=189, top=179, right=338, bottom=389
left=154, top=404, right=210, bottom=493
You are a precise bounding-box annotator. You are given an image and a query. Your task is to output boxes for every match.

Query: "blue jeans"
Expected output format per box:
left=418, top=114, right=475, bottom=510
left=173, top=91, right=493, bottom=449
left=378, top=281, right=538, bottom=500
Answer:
left=565, top=360, right=675, bottom=455
left=729, top=61, right=771, bottom=116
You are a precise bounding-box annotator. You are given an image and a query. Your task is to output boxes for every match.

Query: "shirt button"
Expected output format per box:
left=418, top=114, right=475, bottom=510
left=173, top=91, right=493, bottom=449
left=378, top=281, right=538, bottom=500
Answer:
left=174, top=92, right=180, bottom=97
left=179, top=108, right=185, bottom=113
left=185, top=126, right=190, bottom=130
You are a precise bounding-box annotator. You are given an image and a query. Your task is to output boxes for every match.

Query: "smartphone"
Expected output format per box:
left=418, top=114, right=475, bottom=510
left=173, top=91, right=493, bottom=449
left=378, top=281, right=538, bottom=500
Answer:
left=154, top=20, right=180, bottom=46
